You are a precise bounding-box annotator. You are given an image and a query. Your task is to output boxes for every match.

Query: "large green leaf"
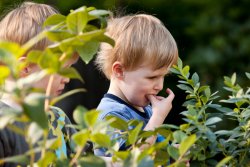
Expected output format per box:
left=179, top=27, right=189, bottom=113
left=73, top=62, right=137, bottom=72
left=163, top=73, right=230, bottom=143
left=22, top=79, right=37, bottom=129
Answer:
left=0, top=66, right=10, bottom=85
left=23, top=93, right=48, bottom=129
left=75, top=41, right=99, bottom=64
left=66, top=6, right=88, bottom=34
left=72, top=129, right=89, bottom=146
left=58, top=67, right=83, bottom=82
left=91, top=133, right=111, bottom=148
left=179, top=134, right=196, bottom=157
left=84, top=110, right=99, bottom=128
left=73, top=105, right=88, bottom=128
left=43, top=14, right=66, bottom=27
left=39, top=49, right=60, bottom=73
left=128, top=122, right=143, bottom=145
left=105, top=115, right=128, bottom=131
left=0, top=154, right=29, bottom=165
left=215, top=156, right=233, bottom=167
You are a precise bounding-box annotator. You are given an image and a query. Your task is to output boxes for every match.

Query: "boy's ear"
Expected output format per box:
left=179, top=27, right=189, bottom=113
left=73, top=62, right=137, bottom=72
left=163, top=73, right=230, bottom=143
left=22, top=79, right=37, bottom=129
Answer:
left=112, top=61, right=124, bottom=79
left=18, top=57, right=30, bottom=77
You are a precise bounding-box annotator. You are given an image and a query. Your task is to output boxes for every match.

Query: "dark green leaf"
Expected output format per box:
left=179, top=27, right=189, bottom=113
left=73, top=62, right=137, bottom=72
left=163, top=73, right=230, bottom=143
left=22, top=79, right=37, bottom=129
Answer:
left=58, top=67, right=83, bottom=82
left=76, top=41, right=99, bottom=64
left=78, top=156, right=106, bottom=167
left=23, top=93, right=48, bottom=129
left=128, top=122, right=143, bottom=145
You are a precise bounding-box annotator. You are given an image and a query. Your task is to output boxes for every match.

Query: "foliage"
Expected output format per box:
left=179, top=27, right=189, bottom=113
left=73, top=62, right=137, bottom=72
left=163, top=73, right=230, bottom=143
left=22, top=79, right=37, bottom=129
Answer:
left=0, top=4, right=250, bottom=167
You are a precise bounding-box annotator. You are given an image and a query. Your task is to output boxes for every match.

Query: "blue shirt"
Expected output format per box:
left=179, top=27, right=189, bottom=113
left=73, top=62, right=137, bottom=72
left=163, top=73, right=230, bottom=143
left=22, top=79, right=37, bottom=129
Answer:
left=94, top=93, right=164, bottom=156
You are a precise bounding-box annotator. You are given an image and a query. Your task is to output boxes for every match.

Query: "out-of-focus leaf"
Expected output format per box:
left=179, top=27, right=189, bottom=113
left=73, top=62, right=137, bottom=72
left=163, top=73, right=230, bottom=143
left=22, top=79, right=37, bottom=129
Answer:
left=66, top=6, right=88, bottom=34
left=73, top=106, right=88, bottom=127
left=43, top=14, right=66, bottom=27
left=78, top=155, right=106, bottom=167
left=128, top=122, right=143, bottom=145
left=75, top=41, right=99, bottom=64
left=58, top=67, right=83, bottom=82
left=105, top=115, right=128, bottom=131
left=23, top=93, right=48, bottom=129
left=205, top=117, right=222, bottom=126
left=72, top=129, right=89, bottom=146
left=215, top=156, right=233, bottom=167
left=179, top=134, right=196, bottom=157
left=91, top=133, right=111, bottom=148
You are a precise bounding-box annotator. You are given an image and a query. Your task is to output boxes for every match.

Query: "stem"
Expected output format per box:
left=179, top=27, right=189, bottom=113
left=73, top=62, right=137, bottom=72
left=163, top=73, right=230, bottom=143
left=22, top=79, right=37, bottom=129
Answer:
left=44, top=75, right=54, bottom=112
left=69, top=146, right=84, bottom=166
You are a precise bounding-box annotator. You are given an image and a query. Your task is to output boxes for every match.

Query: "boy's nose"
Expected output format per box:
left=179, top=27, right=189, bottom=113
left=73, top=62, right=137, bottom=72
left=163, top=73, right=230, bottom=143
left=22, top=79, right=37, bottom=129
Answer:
left=154, top=78, right=164, bottom=91
left=62, top=77, right=70, bottom=84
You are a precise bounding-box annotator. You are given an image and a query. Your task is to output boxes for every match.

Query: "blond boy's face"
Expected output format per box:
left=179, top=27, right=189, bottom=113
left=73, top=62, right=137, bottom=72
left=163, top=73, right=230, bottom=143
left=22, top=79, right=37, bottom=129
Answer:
left=118, top=64, right=169, bottom=108
left=27, top=55, right=78, bottom=97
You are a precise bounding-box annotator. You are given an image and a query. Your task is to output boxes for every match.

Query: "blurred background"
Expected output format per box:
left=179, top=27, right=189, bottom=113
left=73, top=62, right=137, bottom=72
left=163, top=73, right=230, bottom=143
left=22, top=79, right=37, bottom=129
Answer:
left=1, top=0, right=249, bottom=126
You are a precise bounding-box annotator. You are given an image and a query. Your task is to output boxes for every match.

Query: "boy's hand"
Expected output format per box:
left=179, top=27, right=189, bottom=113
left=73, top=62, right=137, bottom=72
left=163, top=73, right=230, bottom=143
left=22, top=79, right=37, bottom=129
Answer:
left=147, top=88, right=175, bottom=121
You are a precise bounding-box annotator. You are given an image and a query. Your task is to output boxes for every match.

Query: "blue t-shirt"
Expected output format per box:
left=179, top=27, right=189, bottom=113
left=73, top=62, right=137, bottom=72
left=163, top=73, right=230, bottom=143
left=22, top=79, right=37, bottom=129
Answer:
left=94, top=93, right=164, bottom=156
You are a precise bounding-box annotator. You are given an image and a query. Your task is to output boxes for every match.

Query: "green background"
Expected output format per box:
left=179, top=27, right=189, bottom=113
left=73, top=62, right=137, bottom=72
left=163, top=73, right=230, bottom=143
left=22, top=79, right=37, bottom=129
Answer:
left=1, top=0, right=249, bottom=125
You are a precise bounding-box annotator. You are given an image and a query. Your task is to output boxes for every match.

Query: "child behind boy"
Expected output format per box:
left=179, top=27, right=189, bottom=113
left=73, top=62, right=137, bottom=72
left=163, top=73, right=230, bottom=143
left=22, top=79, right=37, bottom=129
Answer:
left=94, top=14, right=178, bottom=156
left=0, top=2, right=78, bottom=165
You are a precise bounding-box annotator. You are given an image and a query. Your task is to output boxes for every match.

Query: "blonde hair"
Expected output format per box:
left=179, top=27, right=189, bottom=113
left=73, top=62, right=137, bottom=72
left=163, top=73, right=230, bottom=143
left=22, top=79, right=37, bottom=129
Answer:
left=0, top=2, right=58, bottom=50
left=95, top=14, right=178, bottom=79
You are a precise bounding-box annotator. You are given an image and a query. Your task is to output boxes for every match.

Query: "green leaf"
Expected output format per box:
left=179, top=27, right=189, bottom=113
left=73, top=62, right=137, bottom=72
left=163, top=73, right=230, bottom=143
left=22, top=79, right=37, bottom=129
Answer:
left=167, top=145, right=179, bottom=160
left=215, top=156, right=233, bottom=167
left=231, top=73, right=236, bottom=85
left=105, top=115, right=128, bottom=131
left=73, top=105, right=88, bottom=127
left=138, top=156, right=154, bottom=167
left=58, top=67, right=83, bottom=82
left=0, top=66, right=10, bottom=85
left=51, top=88, right=86, bottom=105
left=75, top=41, right=99, bottom=64
left=88, top=9, right=111, bottom=21
left=78, top=155, right=106, bottom=167
left=177, top=84, right=193, bottom=92
left=28, top=122, right=44, bottom=144
left=191, top=72, right=199, bottom=86
left=205, top=117, right=222, bottom=126
left=84, top=110, right=99, bottom=127
left=179, top=134, right=196, bottom=157
left=128, top=122, right=143, bottom=145
left=246, top=72, right=250, bottom=79
left=23, top=93, right=48, bottom=129
left=177, top=58, right=183, bottom=69
left=91, top=133, right=111, bottom=148
left=66, top=6, right=88, bottom=34
left=46, top=30, right=74, bottom=42
left=37, top=152, right=56, bottom=167
left=182, top=65, right=190, bottom=78
left=39, top=49, right=60, bottom=72
left=43, top=14, right=66, bottom=27
left=114, top=151, right=130, bottom=160
left=0, top=154, right=29, bottom=165
left=72, top=129, right=89, bottom=146
left=26, top=50, right=43, bottom=64
left=173, top=131, right=187, bottom=143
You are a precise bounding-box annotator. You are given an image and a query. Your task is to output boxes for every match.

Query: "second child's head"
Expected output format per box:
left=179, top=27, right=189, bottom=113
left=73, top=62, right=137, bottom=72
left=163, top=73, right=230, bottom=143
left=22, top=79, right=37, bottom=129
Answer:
left=96, top=14, right=178, bottom=107
left=0, top=2, right=78, bottom=96
left=96, top=14, right=178, bottom=79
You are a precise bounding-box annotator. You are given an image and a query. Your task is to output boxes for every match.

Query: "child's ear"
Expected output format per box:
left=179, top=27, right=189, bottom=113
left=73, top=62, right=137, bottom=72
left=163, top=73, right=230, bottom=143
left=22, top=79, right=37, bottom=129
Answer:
left=112, top=61, right=124, bottom=79
left=18, top=57, right=30, bottom=77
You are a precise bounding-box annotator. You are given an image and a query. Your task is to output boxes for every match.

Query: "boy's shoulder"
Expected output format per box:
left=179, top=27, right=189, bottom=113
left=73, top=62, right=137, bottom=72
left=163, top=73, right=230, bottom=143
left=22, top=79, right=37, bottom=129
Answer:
left=97, top=95, right=133, bottom=121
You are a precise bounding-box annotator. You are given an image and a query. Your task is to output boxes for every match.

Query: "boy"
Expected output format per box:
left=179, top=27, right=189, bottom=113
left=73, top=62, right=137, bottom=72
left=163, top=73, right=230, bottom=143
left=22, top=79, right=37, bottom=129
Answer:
left=94, top=14, right=178, bottom=156
left=0, top=2, right=78, bottom=166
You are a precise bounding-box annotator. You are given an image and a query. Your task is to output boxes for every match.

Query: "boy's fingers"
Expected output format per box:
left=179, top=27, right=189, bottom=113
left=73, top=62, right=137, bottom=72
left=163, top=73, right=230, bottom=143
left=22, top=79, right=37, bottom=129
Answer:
left=166, top=88, right=175, bottom=101
left=146, top=94, right=156, bottom=103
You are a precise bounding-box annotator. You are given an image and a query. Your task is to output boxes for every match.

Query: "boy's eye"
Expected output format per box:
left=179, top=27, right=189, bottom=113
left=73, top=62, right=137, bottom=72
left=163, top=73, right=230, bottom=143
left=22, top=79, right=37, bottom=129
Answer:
left=147, top=76, right=157, bottom=79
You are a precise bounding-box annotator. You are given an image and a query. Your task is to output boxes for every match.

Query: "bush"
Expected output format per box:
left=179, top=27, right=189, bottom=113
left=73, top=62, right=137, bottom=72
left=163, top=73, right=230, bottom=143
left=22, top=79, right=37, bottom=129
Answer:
left=0, top=5, right=249, bottom=167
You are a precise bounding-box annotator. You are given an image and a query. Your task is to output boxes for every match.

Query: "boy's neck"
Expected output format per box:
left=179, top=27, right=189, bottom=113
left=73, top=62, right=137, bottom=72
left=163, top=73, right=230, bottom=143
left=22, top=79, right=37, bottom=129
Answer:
left=107, top=81, right=145, bottom=113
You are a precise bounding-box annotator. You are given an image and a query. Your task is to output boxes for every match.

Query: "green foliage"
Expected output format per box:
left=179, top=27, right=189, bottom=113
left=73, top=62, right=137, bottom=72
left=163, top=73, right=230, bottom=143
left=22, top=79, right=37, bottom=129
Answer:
left=0, top=3, right=249, bottom=167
